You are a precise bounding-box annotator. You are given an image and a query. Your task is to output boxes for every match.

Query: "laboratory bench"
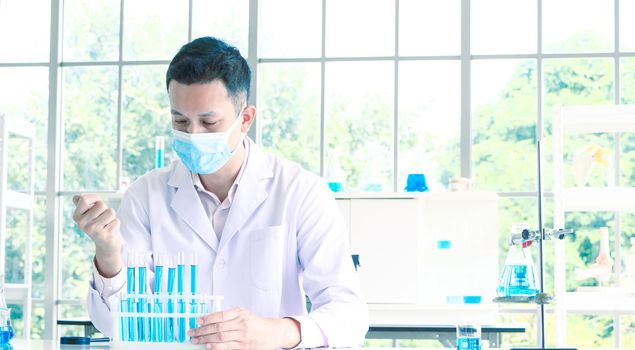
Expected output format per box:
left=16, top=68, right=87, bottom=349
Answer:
left=367, top=324, right=525, bottom=348
left=5, top=340, right=458, bottom=349
left=57, top=318, right=525, bottom=348
left=7, top=340, right=632, bottom=350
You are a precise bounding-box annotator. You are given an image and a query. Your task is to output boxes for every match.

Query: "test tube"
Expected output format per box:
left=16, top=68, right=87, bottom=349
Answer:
left=199, top=296, right=208, bottom=315
left=213, top=296, right=223, bottom=314
left=153, top=253, right=165, bottom=343
left=166, top=259, right=176, bottom=343
left=177, top=252, right=186, bottom=342
left=119, top=298, right=128, bottom=341
left=126, top=252, right=136, bottom=342
left=155, top=136, right=165, bottom=169
left=138, top=253, right=148, bottom=342
left=189, top=253, right=199, bottom=331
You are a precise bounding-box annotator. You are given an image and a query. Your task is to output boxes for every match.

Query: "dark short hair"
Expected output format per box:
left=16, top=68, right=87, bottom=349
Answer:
left=166, top=37, right=251, bottom=111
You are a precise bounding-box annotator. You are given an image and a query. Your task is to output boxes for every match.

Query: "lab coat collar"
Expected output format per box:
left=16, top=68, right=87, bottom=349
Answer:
left=219, top=137, right=272, bottom=253
left=168, top=161, right=220, bottom=252
left=166, top=137, right=272, bottom=253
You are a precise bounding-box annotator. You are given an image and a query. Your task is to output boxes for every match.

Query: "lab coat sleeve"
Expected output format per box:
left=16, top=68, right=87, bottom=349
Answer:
left=86, top=186, right=153, bottom=337
left=293, top=178, right=369, bottom=347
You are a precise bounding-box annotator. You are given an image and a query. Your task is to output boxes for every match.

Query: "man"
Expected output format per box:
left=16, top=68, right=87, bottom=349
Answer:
left=72, top=36, right=368, bottom=349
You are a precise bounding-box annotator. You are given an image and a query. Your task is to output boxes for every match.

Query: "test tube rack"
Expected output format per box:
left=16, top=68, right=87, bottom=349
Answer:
left=111, top=293, right=223, bottom=348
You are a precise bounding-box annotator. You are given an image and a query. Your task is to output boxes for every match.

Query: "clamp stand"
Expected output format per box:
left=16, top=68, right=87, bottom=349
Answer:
left=495, top=140, right=577, bottom=350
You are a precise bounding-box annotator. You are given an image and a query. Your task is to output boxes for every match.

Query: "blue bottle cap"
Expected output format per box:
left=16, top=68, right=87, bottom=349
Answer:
left=437, top=240, right=452, bottom=249
left=405, top=173, right=429, bottom=192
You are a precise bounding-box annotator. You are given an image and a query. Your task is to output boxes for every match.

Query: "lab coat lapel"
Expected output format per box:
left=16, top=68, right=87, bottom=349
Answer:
left=219, top=138, right=273, bottom=253
left=168, top=162, right=219, bottom=252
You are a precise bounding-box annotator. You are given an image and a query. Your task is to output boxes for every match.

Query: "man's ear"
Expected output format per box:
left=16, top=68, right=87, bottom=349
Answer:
left=240, top=105, right=257, bottom=133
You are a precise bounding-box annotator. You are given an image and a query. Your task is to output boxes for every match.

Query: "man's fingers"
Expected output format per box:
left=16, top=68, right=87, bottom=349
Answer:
left=198, top=308, right=243, bottom=326
left=189, top=317, right=242, bottom=337
left=96, top=208, right=117, bottom=226
left=191, top=330, right=243, bottom=345
left=104, top=217, right=120, bottom=233
left=91, top=208, right=118, bottom=232
left=84, top=201, right=108, bottom=222
left=74, top=194, right=102, bottom=214
left=76, top=201, right=108, bottom=231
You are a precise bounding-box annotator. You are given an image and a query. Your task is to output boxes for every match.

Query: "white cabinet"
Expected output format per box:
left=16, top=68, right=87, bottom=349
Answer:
left=418, top=192, right=498, bottom=306
left=336, top=192, right=498, bottom=310
left=349, top=198, right=422, bottom=304
left=336, top=199, right=351, bottom=245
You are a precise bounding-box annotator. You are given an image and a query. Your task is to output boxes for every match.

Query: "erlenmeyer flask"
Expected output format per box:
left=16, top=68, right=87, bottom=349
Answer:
left=497, top=243, right=539, bottom=297
left=0, top=276, right=14, bottom=345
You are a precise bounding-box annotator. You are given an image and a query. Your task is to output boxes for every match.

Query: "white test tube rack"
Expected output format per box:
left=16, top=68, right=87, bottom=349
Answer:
left=111, top=293, right=223, bottom=349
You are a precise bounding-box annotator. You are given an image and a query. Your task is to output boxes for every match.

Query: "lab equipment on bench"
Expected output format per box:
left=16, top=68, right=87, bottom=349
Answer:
left=112, top=252, right=224, bottom=347
left=495, top=139, right=577, bottom=350
left=497, top=241, right=539, bottom=298
left=456, top=324, right=481, bottom=350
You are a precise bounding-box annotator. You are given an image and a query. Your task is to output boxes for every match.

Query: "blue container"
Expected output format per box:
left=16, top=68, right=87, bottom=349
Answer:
left=446, top=295, right=463, bottom=304
left=405, top=173, right=429, bottom=192
left=463, top=296, right=482, bottom=304
left=437, top=240, right=452, bottom=249
left=327, top=182, right=343, bottom=192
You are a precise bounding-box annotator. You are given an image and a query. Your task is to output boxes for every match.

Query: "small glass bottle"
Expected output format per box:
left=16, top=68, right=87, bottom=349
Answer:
left=456, top=324, right=481, bottom=350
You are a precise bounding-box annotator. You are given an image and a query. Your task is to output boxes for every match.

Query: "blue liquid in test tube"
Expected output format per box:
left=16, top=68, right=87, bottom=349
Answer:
left=126, top=253, right=136, bottom=342
left=138, top=264, right=148, bottom=342
left=189, top=253, right=199, bottom=331
left=119, top=299, right=128, bottom=341
left=153, top=253, right=165, bottom=343
left=166, top=263, right=176, bottom=343
left=155, top=136, right=164, bottom=169
left=177, top=252, right=186, bottom=343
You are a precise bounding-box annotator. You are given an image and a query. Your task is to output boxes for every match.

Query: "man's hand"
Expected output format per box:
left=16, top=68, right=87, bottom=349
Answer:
left=188, top=307, right=301, bottom=349
left=72, top=194, right=122, bottom=278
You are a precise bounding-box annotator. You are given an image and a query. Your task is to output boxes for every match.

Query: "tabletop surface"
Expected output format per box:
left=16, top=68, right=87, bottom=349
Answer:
left=368, top=324, right=526, bottom=332
left=5, top=340, right=427, bottom=350
left=6, top=340, right=631, bottom=350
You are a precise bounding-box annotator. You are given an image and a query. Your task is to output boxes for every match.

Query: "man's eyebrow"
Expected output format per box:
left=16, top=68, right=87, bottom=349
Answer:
left=197, top=111, right=219, bottom=118
left=170, top=109, right=220, bottom=118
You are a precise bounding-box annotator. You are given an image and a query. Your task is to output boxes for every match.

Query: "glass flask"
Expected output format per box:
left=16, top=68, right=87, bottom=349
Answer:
left=496, top=242, right=539, bottom=297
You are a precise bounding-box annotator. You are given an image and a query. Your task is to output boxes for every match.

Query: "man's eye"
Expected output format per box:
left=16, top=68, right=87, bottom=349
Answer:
left=174, top=120, right=187, bottom=124
left=203, top=121, right=217, bottom=126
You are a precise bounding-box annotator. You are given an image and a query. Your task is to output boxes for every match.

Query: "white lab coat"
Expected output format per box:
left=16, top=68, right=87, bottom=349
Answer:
left=87, top=137, right=369, bottom=347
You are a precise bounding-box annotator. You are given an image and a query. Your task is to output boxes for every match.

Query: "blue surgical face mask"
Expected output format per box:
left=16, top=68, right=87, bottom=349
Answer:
left=172, top=110, right=245, bottom=174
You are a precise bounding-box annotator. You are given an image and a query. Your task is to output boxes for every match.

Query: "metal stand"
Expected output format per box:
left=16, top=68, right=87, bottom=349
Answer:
left=509, top=140, right=577, bottom=350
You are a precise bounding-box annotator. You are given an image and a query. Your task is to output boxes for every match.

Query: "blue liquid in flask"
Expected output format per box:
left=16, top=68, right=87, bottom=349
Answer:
left=0, top=320, right=13, bottom=346
left=497, top=244, right=539, bottom=297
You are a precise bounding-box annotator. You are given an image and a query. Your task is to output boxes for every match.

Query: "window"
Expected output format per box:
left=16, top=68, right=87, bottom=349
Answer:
left=2, top=0, right=635, bottom=345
